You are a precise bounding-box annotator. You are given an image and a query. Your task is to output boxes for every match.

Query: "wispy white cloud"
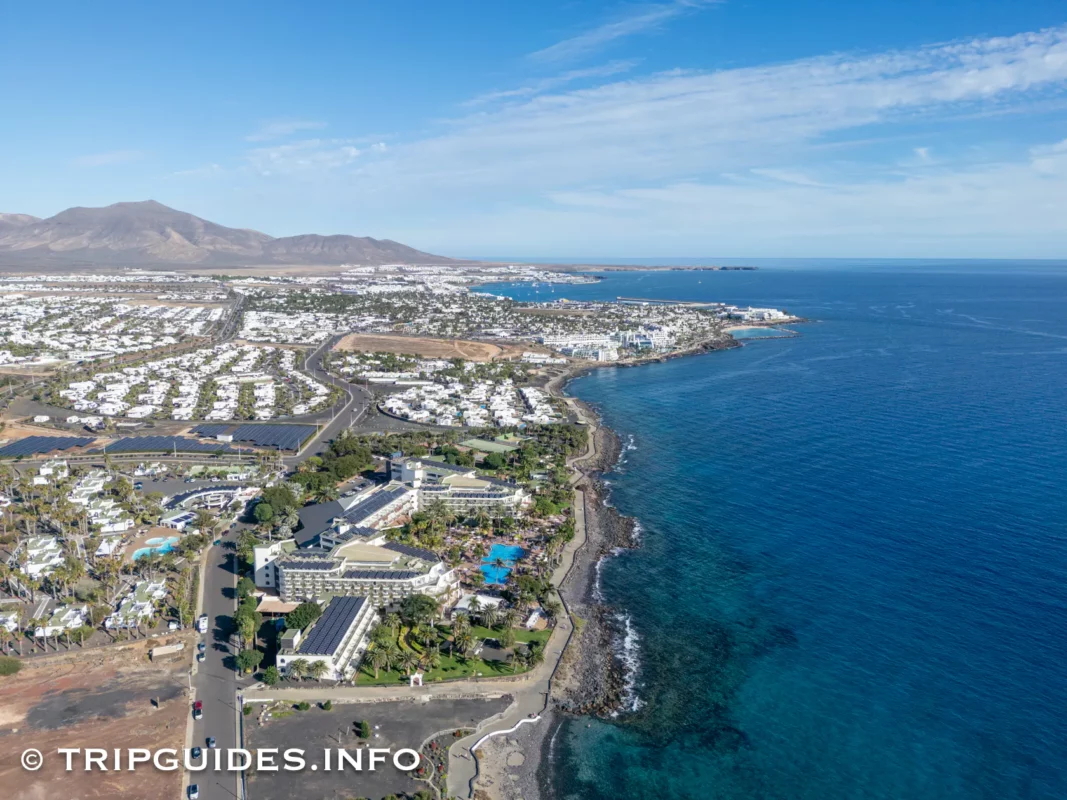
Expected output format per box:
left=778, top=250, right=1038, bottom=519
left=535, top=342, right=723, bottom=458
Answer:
left=530, top=0, right=720, bottom=64
left=245, top=120, right=327, bottom=142
left=234, top=26, right=1067, bottom=255
left=171, top=163, right=224, bottom=178
left=72, top=149, right=146, bottom=167
left=246, top=138, right=374, bottom=175
left=365, top=25, right=1067, bottom=194
left=464, top=60, right=639, bottom=106
left=401, top=144, right=1067, bottom=257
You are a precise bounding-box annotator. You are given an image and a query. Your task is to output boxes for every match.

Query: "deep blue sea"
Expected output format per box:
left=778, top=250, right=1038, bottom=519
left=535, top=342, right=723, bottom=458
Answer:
left=486, top=267, right=1067, bottom=800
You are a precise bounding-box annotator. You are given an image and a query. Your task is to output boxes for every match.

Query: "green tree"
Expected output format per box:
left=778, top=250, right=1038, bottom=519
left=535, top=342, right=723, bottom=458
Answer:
left=287, top=659, right=308, bottom=681
left=285, top=601, right=322, bottom=631
left=236, top=649, right=263, bottom=674
left=399, top=594, right=437, bottom=626
left=370, top=647, right=390, bottom=679
left=262, top=665, right=280, bottom=685
left=358, top=719, right=371, bottom=739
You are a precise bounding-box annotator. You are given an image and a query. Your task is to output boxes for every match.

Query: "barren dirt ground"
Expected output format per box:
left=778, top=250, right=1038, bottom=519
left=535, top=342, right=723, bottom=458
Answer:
left=0, top=638, right=192, bottom=800
left=333, top=333, right=531, bottom=362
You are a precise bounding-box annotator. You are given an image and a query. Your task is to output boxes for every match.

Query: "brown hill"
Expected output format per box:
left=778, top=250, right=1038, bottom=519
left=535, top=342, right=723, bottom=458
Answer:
left=0, top=200, right=455, bottom=266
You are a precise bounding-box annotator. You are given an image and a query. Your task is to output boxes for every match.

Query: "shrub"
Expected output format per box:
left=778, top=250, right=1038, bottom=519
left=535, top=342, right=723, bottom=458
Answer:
left=0, top=656, right=21, bottom=676
left=296, top=701, right=311, bottom=712
left=243, top=705, right=252, bottom=716
left=322, top=700, right=333, bottom=711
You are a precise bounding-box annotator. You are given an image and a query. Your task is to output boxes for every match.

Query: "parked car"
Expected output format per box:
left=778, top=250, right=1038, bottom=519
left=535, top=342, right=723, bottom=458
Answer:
left=191, top=746, right=202, bottom=759
left=192, top=700, right=203, bottom=720
left=188, top=785, right=199, bottom=800
left=206, top=737, right=216, bottom=749
left=197, top=642, right=206, bottom=653
left=196, top=652, right=205, bottom=663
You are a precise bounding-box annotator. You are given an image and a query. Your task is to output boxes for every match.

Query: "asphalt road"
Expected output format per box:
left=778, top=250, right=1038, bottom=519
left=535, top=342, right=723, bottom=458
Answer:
left=189, top=530, right=244, bottom=800
left=282, top=336, right=371, bottom=468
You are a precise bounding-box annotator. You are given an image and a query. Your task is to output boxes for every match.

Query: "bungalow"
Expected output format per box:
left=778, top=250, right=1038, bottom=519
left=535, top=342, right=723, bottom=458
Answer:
left=35, top=604, right=88, bottom=638
left=105, top=580, right=166, bottom=629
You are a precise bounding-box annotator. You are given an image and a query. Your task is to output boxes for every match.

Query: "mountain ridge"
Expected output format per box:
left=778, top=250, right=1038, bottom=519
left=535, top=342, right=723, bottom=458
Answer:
left=0, top=200, right=457, bottom=266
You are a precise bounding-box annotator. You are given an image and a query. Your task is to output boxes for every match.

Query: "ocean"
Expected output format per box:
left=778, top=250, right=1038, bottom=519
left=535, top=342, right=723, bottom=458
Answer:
left=485, top=266, right=1067, bottom=800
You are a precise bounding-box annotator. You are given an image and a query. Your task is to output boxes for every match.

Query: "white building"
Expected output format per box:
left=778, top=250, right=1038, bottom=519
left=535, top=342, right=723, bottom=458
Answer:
left=261, top=539, right=459, bottom=606
left=35, top=604, right=88, bottom=638
left=20, top=536, right=65, bottom=578
left=276, top=595, right=378, bottom=681
left=106, top=580, right=167, bottom=629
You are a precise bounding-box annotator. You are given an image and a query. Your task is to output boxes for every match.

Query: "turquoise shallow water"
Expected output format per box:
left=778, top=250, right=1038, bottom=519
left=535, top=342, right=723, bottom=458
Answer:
left=489, top=267, right=1067, bottom=800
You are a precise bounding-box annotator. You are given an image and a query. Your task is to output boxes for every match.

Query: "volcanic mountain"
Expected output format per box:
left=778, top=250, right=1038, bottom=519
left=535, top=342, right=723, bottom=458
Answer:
left=0, top=200, right=455, bottom=266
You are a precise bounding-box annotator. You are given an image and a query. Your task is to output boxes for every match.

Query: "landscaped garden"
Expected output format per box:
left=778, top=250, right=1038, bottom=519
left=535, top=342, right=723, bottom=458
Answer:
left=356, top=595, right=550, bottom=685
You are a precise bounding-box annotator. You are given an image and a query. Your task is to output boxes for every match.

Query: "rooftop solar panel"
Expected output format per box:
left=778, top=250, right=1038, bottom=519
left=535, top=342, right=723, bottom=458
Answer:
left=341, top=569, right=421, bottom=580
left=0, top=436, right=95, bottom=458
left=343, top=486, right=410, bottom=524
left=297, top=596, right=365, bottom=655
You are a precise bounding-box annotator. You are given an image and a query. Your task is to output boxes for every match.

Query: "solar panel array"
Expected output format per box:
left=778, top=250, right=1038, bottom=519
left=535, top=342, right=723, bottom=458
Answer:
left=190, top=424, right=232, bottom=437
left=103, top=437, right=237, bottom=454
left=192, top=423, right=316, bottom=450
left=344, top=486, right=410, bottom=524
left=280, top=557, right=339, bottom=571
left=342, top=569, right=421, bottom=581
left=0, top=436, right=95, bottom=457
left=297, top=596, right=366, bottom=655
left=383, top=541, right=439, bottom=562
left=421, top=486, right=512, bottom=500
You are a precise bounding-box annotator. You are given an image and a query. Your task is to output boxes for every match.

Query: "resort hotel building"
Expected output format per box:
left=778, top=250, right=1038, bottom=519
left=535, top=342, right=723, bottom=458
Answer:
left=276, top=595, right=378, bottom=681
left=389, top=454, right=530, bottom=515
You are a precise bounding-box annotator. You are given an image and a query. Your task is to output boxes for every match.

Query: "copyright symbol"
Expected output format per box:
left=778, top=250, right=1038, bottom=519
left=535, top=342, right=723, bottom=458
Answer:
left=21, top=748, right=43, bottom=770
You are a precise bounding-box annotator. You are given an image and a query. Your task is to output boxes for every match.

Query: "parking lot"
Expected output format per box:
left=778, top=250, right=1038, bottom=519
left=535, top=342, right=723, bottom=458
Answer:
left=246, top=695, right=511, bottom=800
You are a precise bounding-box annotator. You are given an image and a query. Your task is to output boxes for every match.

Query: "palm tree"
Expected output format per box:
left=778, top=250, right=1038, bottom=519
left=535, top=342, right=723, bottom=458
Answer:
left=527, top=644, right=545, bottom=669
left=420, top=644, right=441, bottom=673
left=383, top=641, right=401, bottom=671
left=307, top=659, right=329, bottom=681
left=480, top=606, right=501, bottom=630
left=503, top=608, right=522, bottom=630
left=370, top=647, right=390, bottom=679
left=399, top=650, right=420, bottom=677
left=454, top=630, right=474, bottom=661
left=287, top=659, right=308, bottom=682
left=315, top=484, right=339, bottom=504
left=451, top=614, right=471, bottom=637
left=384, top=612, right=402, bottom=634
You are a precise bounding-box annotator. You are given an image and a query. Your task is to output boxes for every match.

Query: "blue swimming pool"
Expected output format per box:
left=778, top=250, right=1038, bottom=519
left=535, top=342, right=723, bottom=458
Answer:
left=133, top=536, right=179, bottom=560
left=480, top=544, right=525, bottom=585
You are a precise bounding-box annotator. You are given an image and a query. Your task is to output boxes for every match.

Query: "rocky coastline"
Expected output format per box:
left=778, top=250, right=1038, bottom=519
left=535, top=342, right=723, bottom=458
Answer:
left=478, top=329, right=777, bottom=798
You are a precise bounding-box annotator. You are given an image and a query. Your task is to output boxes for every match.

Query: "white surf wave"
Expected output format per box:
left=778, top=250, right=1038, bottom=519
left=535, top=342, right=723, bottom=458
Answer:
left=612, top=612, right=645, bottom=715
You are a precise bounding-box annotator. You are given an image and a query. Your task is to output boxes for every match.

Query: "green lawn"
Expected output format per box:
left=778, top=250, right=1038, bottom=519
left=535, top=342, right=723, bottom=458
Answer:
left=355, top=624, right=551, bottom=686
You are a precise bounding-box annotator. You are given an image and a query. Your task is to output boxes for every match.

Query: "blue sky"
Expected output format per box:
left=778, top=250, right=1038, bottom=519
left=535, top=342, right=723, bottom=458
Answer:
left=3, top=1, right=1067, bottom=258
